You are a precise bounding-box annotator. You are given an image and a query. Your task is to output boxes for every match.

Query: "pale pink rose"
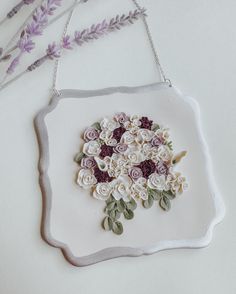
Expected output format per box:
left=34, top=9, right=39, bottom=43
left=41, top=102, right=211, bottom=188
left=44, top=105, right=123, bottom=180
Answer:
left=84, top=127, right=99, bottom=142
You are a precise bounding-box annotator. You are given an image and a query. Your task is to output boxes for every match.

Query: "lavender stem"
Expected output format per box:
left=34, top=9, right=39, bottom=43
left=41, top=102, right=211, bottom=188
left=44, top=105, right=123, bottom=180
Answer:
left=0, top=9, right=146, bottom=92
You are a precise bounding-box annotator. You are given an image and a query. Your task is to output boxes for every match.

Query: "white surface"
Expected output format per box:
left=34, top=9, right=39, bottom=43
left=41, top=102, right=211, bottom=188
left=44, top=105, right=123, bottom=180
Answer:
left=0, top=0, right=235, bottom=293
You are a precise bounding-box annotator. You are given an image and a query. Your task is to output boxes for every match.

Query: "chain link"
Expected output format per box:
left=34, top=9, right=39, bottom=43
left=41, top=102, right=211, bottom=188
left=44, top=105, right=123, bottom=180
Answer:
left=52, top=0, right=171, bottom=93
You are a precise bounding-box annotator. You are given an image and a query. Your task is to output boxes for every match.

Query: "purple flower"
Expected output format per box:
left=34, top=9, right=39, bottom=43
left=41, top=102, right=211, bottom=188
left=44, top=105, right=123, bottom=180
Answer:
left=156, top=162, right=169, bottom=175
left=62, top=35, right=73, bottom=50
left=112, top=126, right=126, bottom=142
left=17, top=36, right=35, bottom=53
left=115, top=143, right=128, bottom=154
left=83, top=127, right=99, bottom=142
left=151, top=136, right=163, bottom=147
left=6, top=56, right=20, bottom=74
left=46, top=42, right=61, bottom=59
left=81, top=157, right=96, bottom=169
left=94, top=166, right=113, bottom=183
left=114, top=112, right=129, bottom=124
left=138, top=160, right=156, bottom=179
left=129, top=167, right=143, bottom=181
left=140, top=117, right=153, bottom=130
left=100, top=144, right=114, bottom=158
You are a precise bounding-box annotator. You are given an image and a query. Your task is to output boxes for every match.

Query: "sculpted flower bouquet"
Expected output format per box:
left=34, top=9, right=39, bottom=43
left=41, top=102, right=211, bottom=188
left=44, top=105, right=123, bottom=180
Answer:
left=75, top=112, right=188, bottom=235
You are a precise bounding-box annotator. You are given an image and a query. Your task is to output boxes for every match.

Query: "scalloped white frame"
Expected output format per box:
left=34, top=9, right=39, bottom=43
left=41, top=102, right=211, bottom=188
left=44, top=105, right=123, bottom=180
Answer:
left=34, top=82, right=225, bottom=267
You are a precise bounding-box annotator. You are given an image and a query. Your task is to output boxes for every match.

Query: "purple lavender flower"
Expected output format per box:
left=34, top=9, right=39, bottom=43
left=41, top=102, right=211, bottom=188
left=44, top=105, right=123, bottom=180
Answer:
left=115, top=143, right=128, bottom=154
left=129, top=167, right=143, bottom=181
left=114, top=112, right=129, bottom=124
left=81, top=157, right=96, bottom=169
left=6, top=56, right=21, bottom=74
left=62, top=35, right=73, bottom=50
left=17, top=36, right=35, bottom=53
left=84, top=127, right=99, bottom=142
left=46, top=42, right=61, bottom=59
left=23, top=0, right=35, bottom=4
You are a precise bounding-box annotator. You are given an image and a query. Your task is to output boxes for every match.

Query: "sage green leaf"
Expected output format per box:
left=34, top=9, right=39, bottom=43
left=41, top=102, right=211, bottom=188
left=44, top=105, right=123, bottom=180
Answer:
left=112, top=221, right=123, bottom=235
left=91, top=122, right=102, bottom=131
left=126, top=198, right=137, bottom=211
left=162, top=190, right=175, bottom=200
left=160, top=196, right=171, bottom=211
left=102, top=216, right=112, bottom=231
left=117, top=200, right=126, bottom=213
left=152, top=123, right=160, bottom=132
left=74, top=152, right=85, bottom=163
left=115, top=210, right=121, bottom=220
left=106, top=201, right=116, bottom=211
left=109, top=209, right=117, bottom=220
left=106, top=196, right=114, bottom=205
left=123, top=209, right=134, bottom=220
left=143, top=195, right=154, bottom=209
left=148, top=188, right=161, bottom=201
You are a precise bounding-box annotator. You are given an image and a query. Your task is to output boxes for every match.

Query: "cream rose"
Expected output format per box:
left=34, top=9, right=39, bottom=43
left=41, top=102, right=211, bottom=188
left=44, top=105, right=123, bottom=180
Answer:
left=77, top=169, right=97, bottom=189
left=100, top=117, right=119, bottom=131
left=121, top=131, right=135, bottom=145
left=93, top=183, right=112, bottom=200
left=83, top=141, right=101, bottom=156
left=111, top=176, right=132, bottom=202
left=158, top=145, right=173, bottom=162
left=147, top=173, right=167, bottom=191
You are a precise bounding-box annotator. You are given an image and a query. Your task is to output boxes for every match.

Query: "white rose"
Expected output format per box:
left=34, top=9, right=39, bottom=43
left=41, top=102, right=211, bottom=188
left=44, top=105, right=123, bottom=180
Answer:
left=125, top=145, right=143, bottom=164
left=111, top=176, right=132, bottom=202
left=94, top=157, right=108, bottom=171
left=130, top=115, right=141, bottom=127
left=148, top=173, right=167, bottom=191
left=93, top=183, right=112, bottom=201
left=136, top=129, right=155, bottom=144
left=100, top=117, right=119, bottom=131
left=158, top=145, right=173, bottom=162
left=121, top=131, right=135, bottom=145
left=77, top=169, right=97, bottom=189
left=83, top=141, right=101, bottom=156
left=131, top=178, right=148, bottom=200
left=99, top=129, right=113, bottom=141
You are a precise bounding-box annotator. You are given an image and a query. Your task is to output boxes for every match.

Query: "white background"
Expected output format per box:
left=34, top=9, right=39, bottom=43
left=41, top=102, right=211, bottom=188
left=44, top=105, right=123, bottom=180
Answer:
left=0, top=0, right=235, bottom=293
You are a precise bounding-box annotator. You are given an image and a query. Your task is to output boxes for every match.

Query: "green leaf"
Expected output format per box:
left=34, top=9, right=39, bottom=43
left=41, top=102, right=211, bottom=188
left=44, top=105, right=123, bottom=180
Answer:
left=91, top=122, right=102, bottom=131
left=115, top=210, right=121, bottom=220
left=102, top=216, right=112, bottom=231
left=160, top=196, right=171, bottom=211
left=117, top=200, right=126, bottom=213
left=143, top=196, right=154, bottom=209
left=123, top=209, right=134, bottom=220
left=74, top=152, right=85, bottom=163
left=112, top=221, right=123, bottom=235
left=162, top=190, right=175, bottom=200
left=126, top=198, right=137, bottom=211
left=106, top=201, right=116, bottom=211
left=109, top=209, right=117, bottom=220
left=148, top=188, right=161, bottom=201
left=152, top=123, right=160, bottom=132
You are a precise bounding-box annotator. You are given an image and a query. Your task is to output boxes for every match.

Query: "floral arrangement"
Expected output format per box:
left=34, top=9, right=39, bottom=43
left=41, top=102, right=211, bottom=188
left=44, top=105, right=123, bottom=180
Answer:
left=75, top=112, right=188, bottom=235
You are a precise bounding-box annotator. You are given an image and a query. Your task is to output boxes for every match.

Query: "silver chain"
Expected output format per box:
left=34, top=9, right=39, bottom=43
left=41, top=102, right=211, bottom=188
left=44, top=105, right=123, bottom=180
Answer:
left=52, top=0, right=170, bottom=93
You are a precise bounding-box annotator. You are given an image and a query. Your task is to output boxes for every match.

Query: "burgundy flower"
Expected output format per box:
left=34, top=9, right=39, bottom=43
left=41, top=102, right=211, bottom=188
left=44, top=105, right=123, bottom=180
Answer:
left=100, top=144, right=114, bottom=158
left=112, top=126, right=126, bottom=142
left=151, top=136, right=163, bottom=147
left=140, top=116, right=153, bottom=130
left=138, top=160, right=156, bottom=179
left=94, top=166, right=113, bottom=183
left=156, top=162, right=169, bottom=175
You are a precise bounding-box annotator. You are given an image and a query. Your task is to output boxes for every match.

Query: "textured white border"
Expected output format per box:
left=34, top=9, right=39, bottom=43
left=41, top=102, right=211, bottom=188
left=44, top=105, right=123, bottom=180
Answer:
left=34, top=82, right=225, bottom=267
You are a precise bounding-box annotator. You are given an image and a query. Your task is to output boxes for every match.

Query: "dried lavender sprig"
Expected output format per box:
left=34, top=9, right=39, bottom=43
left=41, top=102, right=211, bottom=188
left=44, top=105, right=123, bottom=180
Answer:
left=0, top=0, right=36, bottom=27
left=5, top=0, right=62, bottom=75
left=0, top=9, right=146, bottom=91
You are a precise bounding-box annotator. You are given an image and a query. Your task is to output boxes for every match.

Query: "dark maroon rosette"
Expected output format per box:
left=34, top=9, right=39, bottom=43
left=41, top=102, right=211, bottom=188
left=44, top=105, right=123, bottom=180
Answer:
left=112, top=126, right=126, bottom=142
left=93, top=166, right=113, bottom=183
left=156, top=162, right=169, bottom=175
left=99, top=144, right=114, bottom=158
left=140, top=116, right=153, bottom=130
left=138, top=159, right=156, bottom=179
